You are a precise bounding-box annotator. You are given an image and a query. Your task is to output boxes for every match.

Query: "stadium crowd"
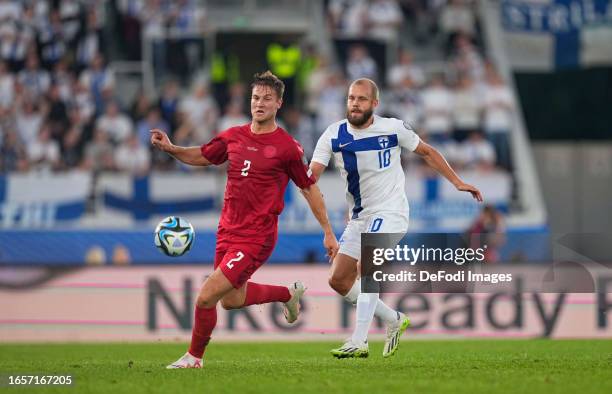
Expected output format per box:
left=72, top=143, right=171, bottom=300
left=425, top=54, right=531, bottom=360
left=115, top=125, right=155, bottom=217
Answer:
left=0, top=0, right=515, bottom=175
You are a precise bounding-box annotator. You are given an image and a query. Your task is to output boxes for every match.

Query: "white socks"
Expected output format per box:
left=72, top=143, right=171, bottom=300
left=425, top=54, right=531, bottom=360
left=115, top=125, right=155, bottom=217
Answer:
left=343, top=279, right=361, bottom=304
left=343, top=279, right=399, bottom=325
left=351, top=292, right=379, bottom=344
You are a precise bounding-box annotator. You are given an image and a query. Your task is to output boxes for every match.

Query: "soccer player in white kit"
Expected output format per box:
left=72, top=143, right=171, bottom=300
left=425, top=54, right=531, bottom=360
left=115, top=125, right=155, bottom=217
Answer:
left=310, top=79, right=483, bottom=358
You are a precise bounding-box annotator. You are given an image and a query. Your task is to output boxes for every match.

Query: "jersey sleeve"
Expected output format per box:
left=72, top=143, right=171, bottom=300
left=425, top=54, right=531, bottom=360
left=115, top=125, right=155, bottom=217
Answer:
left=286, top=139, right=316, bottom=190
left=310, top=127, right=333, bottom=166
left=200, top=129, right=230, bottom=165
left=397, top=120, right=421, bottom=152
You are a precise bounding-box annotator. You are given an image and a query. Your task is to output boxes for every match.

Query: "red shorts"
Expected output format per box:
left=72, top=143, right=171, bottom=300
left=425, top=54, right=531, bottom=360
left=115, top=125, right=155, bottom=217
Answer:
left=214, top=232, right=277, bottom=289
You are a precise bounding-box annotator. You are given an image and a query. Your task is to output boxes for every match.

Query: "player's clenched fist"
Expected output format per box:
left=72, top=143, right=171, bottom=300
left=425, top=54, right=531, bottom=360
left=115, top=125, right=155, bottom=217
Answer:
left=150, top=128, right=172, bottom=152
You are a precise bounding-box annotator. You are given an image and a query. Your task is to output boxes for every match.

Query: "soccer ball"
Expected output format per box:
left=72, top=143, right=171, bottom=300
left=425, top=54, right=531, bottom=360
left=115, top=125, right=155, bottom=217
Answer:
left=154, top=216, right=195, bottom=257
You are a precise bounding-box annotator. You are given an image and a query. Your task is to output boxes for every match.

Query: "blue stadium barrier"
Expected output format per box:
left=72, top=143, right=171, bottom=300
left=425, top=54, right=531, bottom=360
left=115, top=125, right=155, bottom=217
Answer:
left=0, top=228, right=550, bottom=265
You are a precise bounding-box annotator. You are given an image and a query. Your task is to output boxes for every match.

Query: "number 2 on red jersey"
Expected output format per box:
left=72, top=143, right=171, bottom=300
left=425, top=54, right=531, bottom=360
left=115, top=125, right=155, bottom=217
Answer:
left=226, top=251, right=244, bottom=269
left=241, top=160, right=251, bottom=176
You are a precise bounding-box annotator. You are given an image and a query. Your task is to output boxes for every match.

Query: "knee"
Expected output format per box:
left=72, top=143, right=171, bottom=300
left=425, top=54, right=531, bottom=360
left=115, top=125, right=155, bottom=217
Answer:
left=328, top=275, right=351, bottom=296
left=196, top=294, right=217, bottom=309
left=220, top=298, right=242, bottom=310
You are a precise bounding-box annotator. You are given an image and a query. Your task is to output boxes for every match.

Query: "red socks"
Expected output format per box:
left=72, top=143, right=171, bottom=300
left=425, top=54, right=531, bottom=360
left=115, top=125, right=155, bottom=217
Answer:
left=188, top=305, right=217, bottom=358
left=187, top=283, right=290, bottom=358
left=243, top=282, right=291, bottom=306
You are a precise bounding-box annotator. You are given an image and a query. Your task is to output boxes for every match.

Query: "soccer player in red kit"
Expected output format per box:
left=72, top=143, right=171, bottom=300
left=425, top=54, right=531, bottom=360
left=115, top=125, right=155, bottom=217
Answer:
left=150, top=71, right=339, bottom=369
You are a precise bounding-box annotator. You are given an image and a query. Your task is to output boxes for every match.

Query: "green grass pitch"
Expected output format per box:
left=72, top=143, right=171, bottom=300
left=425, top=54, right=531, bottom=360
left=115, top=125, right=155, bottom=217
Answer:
left=1, top=340, right=611, bottom=394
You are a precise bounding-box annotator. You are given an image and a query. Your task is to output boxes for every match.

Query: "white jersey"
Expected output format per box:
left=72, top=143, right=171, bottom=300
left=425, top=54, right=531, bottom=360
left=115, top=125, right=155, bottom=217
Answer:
left=312, top=115, right=420, bottom=220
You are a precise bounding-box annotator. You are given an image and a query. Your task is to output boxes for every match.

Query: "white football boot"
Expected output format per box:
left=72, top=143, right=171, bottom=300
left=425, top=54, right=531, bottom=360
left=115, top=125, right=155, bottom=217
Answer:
left=283, top=281, right=306, bottom=323
left=330, top=339, right=369, bottom=358
left=166, top=352, right=203, bottom=369
left=383, top=312, right=411, bottom=358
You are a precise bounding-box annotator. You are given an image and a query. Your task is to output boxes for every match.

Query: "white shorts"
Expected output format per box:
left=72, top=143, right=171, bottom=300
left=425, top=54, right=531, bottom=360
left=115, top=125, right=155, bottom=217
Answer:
left=338, top=213, right=409, bottom=260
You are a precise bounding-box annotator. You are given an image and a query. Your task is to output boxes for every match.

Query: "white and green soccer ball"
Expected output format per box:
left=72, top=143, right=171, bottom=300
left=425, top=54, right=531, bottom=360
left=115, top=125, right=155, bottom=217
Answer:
left=154, top=216, right=195, bottom=257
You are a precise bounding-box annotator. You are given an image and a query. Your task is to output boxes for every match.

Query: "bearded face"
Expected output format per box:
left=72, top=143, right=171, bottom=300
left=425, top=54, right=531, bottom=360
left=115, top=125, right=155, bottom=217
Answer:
left=346, top=82, right=378, bottom=128
left=347, top=107, right=374, bottom=127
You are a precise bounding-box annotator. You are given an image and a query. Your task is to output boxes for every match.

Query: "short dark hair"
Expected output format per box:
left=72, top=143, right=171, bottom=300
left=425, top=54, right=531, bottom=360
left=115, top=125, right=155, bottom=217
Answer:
left=251, top=70, right=285, bottom=99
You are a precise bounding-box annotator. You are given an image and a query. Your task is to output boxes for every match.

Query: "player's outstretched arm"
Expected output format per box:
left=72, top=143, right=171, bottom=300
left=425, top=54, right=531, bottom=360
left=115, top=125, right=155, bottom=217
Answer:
left=309, top=161, right=327, bottom=182
left=149, top=129, right=211, bottom=166
left=414, top=141, right=484, bottom=202
left=300, top=183, right=339, bottom=261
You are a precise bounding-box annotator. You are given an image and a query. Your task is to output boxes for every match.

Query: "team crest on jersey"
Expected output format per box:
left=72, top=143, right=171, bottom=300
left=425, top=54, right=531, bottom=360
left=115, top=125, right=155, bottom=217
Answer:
left=378, top=136, right=390, bottom=149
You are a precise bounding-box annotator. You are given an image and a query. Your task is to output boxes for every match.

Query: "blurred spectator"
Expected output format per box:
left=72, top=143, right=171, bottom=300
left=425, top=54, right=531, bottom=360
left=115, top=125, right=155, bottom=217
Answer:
left=483, top=68, right=514, bottom=170
left=46, top=84, right=70, bottom=139
left=387, top=49, right=425, bottom=88
left=20, top=3, right=38, bottom=38
left=60, top=124, right=83, bottom=169
left=316, top=71, right=347, bottom=132
left=51, top=60, right=74, bottom=102
left=66, top=106, right=86, bottom=138
left=346, top=44, right=378, bottom=82
left=169, top=0, right=207, bottom=35
left=304, top=55, right=333, bottom=116
left=456, top=131, right=496, bottom=170
left=70, top=78, right=95, bottom=126
left=0, top=1, right=21, bottom=21
left=27, top=124, right=61, bottom=171
left=175, top=81, right=218, bottom=144
left=382, top=76, right=421, bottom=127
left=79, top=53, right=115, bottom=115
left=226, top=81, right=247, bottom=115
left=115, top=133, right=150, bottom=175
left=366, top=0, right=403, bottom=43
left=450, top=33, right=485, bottom=82
left=130, top=90, right=152, bottom=123
left=116, top=0, right=144, bottom=60
left=440, top=0, right=476, bottom=53
left=466, top=204, right=506, bottom=263
left=95, top=101, right=133, bottom=144
left=140, top=0, right=168, bottom=82
left=15, top=97, right=43, bottom=146
left=328, top=0, right=367, bottom=38
left=0, top=128, right=28, bottom=172
left=17, top=53, right=50, bottom=98
left=0, top=106, right=13, bottom=139
left=157, top=79, right=181, bottom=133
left=0, top=4, right=35, bottom=72
left=82, top=127, right=115, bottom=172
left=0, top=61, right=15, bottom=112
left=58, top=0, right=82, bottom=45
left=38, top=9, right=67, bottom=69
left=218, top=102, right=248, bottom=132
left=31, top=0, right=50, bottom=26
left=136, top=106, right=168, bottom=147
left=421, top=74, right=453, bottom=144
left=75, top=9, right=105, bottom=72
left=398, top=0, right=437, bottom=43
left=168, top=0, right=207, bottom=79
left=451, top=75, right=481, bottom=142
left=283, top=107, right=317, bottom=159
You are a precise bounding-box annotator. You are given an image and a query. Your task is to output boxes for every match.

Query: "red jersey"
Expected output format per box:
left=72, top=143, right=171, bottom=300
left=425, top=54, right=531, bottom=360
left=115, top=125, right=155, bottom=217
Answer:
left=201, top=124, right=315, bottom=238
